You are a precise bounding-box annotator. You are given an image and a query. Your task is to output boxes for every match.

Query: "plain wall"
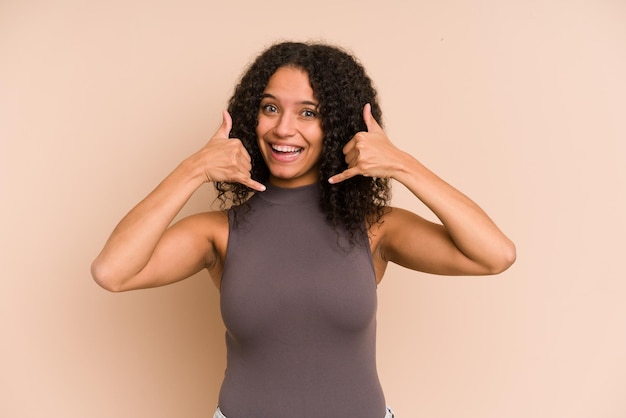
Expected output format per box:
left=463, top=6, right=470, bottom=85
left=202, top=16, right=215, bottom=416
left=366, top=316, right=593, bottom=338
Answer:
left=2, top=0, right=625, bottom=417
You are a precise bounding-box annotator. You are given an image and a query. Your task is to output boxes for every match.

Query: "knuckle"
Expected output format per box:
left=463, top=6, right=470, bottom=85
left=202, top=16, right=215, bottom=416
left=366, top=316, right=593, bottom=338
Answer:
left=355, top=132, right=368, bottom=141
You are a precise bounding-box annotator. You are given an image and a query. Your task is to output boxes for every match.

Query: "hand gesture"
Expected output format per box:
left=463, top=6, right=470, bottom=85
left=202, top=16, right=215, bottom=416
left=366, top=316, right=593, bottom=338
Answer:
left=328, top=104, right=405, bottom=184
left=190, top=110, right=265, bottom=191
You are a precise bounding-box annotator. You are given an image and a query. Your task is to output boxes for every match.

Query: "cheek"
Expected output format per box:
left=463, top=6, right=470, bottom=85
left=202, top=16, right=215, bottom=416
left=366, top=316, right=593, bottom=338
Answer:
left=255, top=116, right=263, bottom=136
left=256, top=117, right=274, bottom=139
left=310, top=126, right=324, bottom=148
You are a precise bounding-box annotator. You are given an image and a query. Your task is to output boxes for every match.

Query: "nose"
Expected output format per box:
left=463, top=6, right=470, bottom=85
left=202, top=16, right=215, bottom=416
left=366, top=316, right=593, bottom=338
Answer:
left=273, top=113, right=296, bottom=138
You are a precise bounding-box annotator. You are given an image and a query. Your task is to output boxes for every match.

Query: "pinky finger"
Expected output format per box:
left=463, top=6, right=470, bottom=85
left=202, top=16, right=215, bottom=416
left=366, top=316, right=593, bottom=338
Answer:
left=328, top=168, right=357, bottom=184
left=244, top=179, right=266, bottom=192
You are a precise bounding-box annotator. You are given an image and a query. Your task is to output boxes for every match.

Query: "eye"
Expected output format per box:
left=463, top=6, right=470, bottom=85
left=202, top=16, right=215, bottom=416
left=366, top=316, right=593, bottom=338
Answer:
left=301, top=109, right=318, bottom=119
left=261, top=103, right=278, bottom=114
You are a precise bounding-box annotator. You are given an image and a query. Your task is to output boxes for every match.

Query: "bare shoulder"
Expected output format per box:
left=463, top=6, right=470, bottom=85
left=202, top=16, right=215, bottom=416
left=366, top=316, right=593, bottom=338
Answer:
left=168, top=210, right=230, bottom=288
left=170, top=210, right=228, bottom=238
left=369, top=206, right=420, bottom=249
left=182, top=209, right=229, bottom=227
left=368, top=207, right=413, bottom=283
left=202, top=210, right=229, bottom=259
left=369, top=206, right=447, bottom=277
left=176, top=210, right=229, bottom=256
left=370, top=206, right=429, bottom=236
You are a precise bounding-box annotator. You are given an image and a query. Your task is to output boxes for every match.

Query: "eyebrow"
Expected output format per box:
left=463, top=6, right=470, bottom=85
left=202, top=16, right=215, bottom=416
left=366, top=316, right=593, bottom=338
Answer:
left=260, top=93, right=319, bottom=108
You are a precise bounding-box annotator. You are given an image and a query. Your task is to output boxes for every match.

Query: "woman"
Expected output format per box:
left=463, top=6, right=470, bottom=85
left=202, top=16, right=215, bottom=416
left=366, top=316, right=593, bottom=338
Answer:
left=92, top=41, right=515, bottom=418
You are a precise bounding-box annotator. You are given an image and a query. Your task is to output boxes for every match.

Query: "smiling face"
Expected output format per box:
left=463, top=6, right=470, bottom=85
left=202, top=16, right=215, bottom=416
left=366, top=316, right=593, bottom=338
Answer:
left=256, top=66, right=324, bottom=188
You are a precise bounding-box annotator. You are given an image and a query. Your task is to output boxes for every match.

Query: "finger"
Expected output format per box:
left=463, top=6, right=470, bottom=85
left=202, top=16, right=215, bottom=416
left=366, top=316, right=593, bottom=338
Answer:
left=214, top=110, right=232, bottom=138
left=233, top=139, right=253, bottom=164
left=343, top=148, right=358, bottom=168
left=328, top=168, right=358, bottom=185
left=363, top=103, right=382, bottom=133
left=241, top=178, right=266, bottom=192
left=342, top=138, right=355, bottom=156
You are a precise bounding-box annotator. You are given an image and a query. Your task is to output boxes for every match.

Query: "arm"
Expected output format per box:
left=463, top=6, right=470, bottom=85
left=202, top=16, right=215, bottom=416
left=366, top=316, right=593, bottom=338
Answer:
left=329, top=104, right=516, bottom=276
left=91, top=111, right=265, bottom=292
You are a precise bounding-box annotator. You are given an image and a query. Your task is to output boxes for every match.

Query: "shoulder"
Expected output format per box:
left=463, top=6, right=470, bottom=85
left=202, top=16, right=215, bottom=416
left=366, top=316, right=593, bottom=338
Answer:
left=175, top=210, right=230, bottom=284
left=171, top=210, right=229, bottom=254
left=369, top=206, right=418, bottom=235
left=176, top=210, right=229, bottom=230
left=368, top=206, right=434, bottom=257
left=376, top=206, right=432, bottom=230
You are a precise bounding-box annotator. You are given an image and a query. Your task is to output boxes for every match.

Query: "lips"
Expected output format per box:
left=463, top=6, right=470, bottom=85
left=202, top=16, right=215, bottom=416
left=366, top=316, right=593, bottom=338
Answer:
left=270, top=144, right=303, bottom=162
left=271, top=144, right=302, bottom=154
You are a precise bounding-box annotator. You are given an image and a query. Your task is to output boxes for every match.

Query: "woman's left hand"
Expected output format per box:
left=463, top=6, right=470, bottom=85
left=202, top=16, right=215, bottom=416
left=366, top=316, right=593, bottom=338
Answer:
left=329, top=104, right=516, bottom=277
left=328, top=104, right=409, bottom=184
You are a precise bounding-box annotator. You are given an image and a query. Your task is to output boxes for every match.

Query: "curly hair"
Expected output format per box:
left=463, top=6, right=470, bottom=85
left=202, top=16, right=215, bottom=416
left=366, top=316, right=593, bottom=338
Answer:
left=216, top=41, right=391, bottom=242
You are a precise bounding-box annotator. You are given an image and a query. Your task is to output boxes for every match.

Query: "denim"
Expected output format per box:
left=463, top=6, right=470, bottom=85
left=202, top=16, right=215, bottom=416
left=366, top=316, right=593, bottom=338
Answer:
left=213, top=405, right=395, bottom=418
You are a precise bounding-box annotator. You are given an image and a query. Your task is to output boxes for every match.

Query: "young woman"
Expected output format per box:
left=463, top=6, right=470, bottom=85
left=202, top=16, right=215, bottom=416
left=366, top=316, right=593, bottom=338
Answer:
left=92, top=41, right=515, bottom=418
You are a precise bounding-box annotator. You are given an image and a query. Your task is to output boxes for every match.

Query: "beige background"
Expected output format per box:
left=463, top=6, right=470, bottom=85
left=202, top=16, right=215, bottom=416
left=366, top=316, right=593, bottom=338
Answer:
left=2, top=0, right=625, bottom=417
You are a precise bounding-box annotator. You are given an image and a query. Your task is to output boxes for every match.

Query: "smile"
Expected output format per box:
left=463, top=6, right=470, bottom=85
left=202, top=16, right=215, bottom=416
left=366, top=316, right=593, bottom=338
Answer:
left=269, top=144, right=304, bottom=163
left=271, top=144, right=303, bottom=155
left=272, top=145, right=302, bottom=154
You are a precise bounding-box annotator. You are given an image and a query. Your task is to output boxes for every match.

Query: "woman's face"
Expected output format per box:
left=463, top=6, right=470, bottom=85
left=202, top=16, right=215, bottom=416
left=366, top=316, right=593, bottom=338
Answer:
left=256, top=66, right=324, bottom=188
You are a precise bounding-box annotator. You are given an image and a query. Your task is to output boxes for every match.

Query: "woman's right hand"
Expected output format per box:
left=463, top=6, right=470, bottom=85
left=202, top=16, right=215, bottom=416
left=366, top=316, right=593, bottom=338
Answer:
left=187, top=110, right=265, bottom=191
left=91, top=110, right=264, bottom=292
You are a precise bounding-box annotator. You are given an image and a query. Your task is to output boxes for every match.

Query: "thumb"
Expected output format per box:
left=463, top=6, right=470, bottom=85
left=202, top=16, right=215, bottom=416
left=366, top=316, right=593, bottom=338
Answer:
left=215, top=110, right=232, bottom=138
left=363, top=103, right=382, bottom=133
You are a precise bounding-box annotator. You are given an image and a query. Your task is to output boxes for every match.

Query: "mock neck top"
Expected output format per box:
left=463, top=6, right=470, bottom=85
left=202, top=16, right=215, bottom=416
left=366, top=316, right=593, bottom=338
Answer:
left=218, top=183, right=385, bottom=418
left=256, top=182, right=320, bottom=204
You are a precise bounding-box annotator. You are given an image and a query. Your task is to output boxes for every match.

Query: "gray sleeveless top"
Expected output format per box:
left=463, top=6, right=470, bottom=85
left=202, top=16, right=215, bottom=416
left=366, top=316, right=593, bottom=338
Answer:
left=218, top=183, right=386, bottom=417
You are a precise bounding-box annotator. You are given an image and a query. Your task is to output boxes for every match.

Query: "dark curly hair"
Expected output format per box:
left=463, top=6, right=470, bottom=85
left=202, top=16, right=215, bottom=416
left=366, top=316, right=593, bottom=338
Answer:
left=216, top=41, right=391, bottom=242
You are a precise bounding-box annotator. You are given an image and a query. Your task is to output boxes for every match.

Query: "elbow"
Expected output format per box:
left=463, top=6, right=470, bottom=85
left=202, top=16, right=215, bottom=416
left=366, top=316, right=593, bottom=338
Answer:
left=90, top=259, right=125, bottom=293
left=487, top=240, right=517, bottom=275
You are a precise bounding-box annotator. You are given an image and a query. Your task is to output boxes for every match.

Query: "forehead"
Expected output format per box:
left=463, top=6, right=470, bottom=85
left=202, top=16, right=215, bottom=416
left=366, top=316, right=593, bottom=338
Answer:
left=263, top=66, right=315, bottom=99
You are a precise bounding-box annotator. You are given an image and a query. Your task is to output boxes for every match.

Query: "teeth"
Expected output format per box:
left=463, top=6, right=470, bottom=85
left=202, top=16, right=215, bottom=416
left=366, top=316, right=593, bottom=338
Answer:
left=272, top=145, right=302, bottom=153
